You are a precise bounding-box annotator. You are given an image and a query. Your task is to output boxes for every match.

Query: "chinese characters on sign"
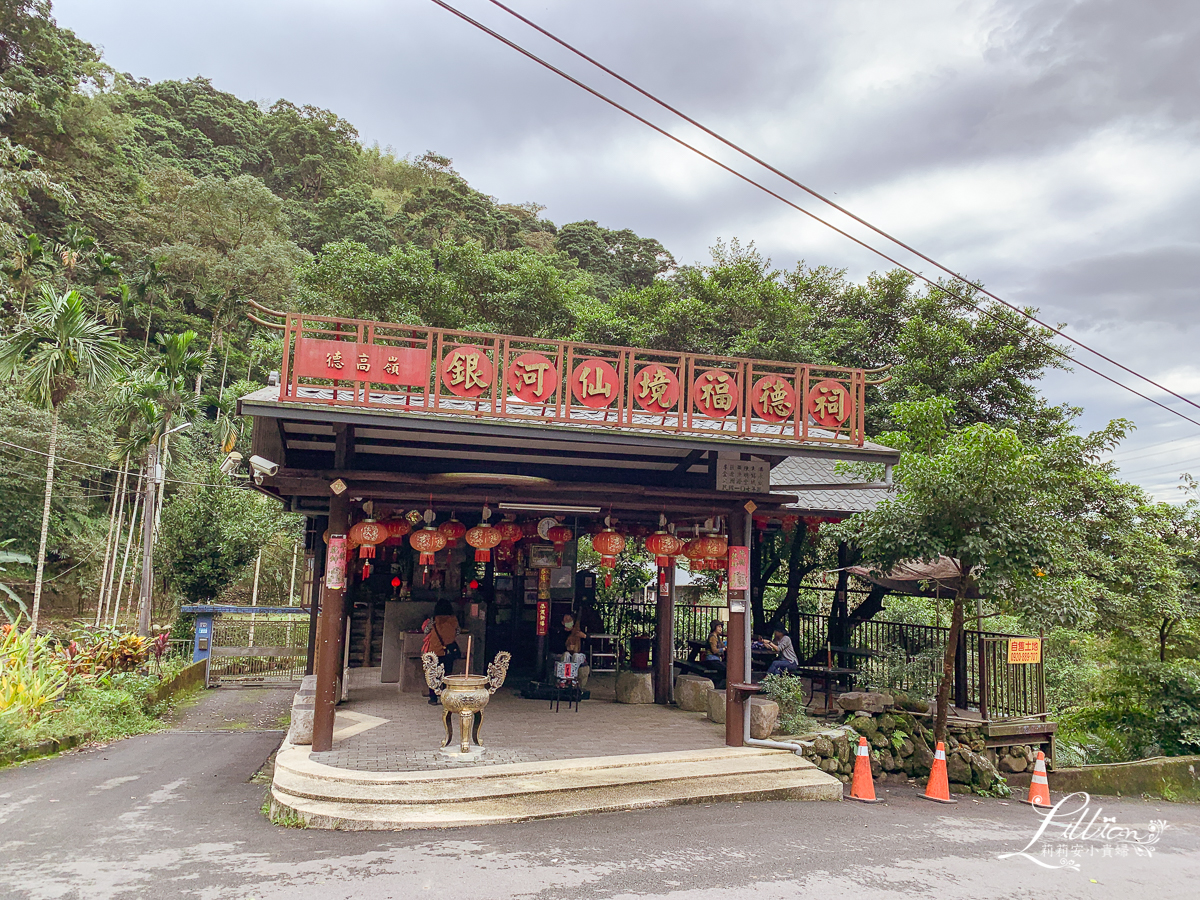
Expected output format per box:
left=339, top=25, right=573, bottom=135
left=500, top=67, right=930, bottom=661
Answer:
left=633, top=363, right=679, bottom=413
left=571, top=358, right=619, bottom=409
left=536, top=600, right=550, bottom=636
left=1008, top=638, right=1042, bottom=664
left=727, top=546, right=750, bottom=591
left=693, top=369, right=738, bottom=417
left=293, top=338, right=428, bottom=386
left=325, top=535, right=347, bottom=590
left=507, top=352, right=557, bottom=403
left=440, top=345, right=493, bottom=398
left=715, top=458, right=770, bottom=494
left=751, top=375, right=796, bottom=423
left=807, top=379, right=851, bottom=428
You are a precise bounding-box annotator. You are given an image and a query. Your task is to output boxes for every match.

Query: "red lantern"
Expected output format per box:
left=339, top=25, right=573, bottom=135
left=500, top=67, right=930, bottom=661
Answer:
left=466, top=523, right=502, bottom=562
left=591, top=527, right=626, bottom=587
left=644, top=530, right=684, bottom=567
left=383, top=518, right=411, bottom=545
left=547, top=524, right=574, bottom=552
left=682, top=538, right=708, bottom=571
left=703, top=534, right=728, bottom=571
left=410, top=527, right=446, bottom=566
left=497, top=520, right=524, bottom=544
left=349, top=520, right=384, bottom=559
left=390, top=576, right=401, bottom=589
left=439, top=516, right=466, bottom=548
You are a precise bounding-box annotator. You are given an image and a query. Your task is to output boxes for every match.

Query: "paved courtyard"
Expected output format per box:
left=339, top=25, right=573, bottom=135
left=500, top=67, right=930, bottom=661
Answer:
left=310, top=672, right=728, bottom=771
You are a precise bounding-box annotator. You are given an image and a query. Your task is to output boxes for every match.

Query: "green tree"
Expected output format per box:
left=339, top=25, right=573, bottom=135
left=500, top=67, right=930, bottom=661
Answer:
left=555, top=220, right=674, bottom=299
left=0, top=285, right=125, bottom=629
left=840, top=398, right=1081, bottom=742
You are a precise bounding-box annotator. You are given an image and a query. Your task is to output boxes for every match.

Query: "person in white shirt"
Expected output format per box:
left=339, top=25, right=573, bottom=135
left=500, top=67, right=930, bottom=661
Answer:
left=765, top=626, right=799, bottom=676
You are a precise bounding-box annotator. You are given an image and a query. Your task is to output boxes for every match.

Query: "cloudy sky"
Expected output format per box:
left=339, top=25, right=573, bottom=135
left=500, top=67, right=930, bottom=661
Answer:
left=55, top=0, right=1200, bottom=498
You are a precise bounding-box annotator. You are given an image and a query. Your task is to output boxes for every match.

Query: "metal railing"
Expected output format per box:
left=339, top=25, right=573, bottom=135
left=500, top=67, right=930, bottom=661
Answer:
left=604, top=601, right=1046, bottom=720
left=207, top=614, right=310, bottom=685
left=254, top=305, right=872, bottom=446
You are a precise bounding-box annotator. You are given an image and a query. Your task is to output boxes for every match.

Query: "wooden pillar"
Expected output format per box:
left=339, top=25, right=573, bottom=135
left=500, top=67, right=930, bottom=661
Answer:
left=654, top=563, right=673, bottom=705
left=312, top=494, right=348, bottom=753
left=725, top=504, right=751, bottom=747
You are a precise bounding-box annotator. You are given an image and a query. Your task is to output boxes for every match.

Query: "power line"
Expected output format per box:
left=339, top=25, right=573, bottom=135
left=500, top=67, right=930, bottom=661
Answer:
left=482, top=0, right=1200, bottom=420
left=428, top=0, right=1200, bottom=431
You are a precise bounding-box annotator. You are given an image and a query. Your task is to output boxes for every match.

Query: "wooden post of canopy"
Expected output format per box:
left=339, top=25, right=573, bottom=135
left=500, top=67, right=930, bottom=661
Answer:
left=312, top=493, right=348, bottom=753
left=654, top=560, right=673, bottom=705
left=725, top=505, right=751, bottom=746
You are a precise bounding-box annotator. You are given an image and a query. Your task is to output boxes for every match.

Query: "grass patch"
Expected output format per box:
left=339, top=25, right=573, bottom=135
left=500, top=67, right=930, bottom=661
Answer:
left=0, top=673, right=200, bottom=766
left=261, top=791, right=308, bottom=828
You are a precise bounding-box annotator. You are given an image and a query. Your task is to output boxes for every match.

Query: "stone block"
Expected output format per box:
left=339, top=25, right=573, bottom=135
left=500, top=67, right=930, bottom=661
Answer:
left=870, top=731, right=890, bottom=749
left=675, top=674, right=715, bottom=712
left=910, top=738, right=934, bottom=777
left=946, top=748, right=973, bottom=784
left=999, top=753, right=1028, bottom=774
left=877, top=713, right=897, bottom=732
left=897, top=737, right=915, bottom=758
left=853, top=714, right=878, bottom=736
left=836, top=692, right=888, bottom=714
left=970, top=750, right=1001, bottom=790
left=616, top=670, right=654, bottom=704
left=878, top=748, right=896, bottom=771
left=288, top=701, right=314, bottom=745
left=706, top=688, right=726, bottom=724
left=749, top=697, right=779, bottom=740
left=811, top=736, right=834, bottom=758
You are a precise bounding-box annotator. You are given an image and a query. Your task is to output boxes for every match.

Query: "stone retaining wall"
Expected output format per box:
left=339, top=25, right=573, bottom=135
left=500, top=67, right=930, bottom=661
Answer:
left=783, top=691, right=1046, bottom=796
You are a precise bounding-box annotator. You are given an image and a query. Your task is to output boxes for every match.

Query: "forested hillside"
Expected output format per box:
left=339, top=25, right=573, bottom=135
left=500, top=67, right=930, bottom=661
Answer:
left=2, top=2, right=1198, bottom=763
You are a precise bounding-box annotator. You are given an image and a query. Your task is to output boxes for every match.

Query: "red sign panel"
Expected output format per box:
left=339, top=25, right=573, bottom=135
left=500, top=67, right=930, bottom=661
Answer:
left=536, top=600, right=551, bottom=636
left=325, top=535, right=347, bottom=590
left=807, top=378, right=851, bottom=428
left=508, top=352, right=558, bottom=403
left=727, top=546, right=750, bottom=591
left=440, top=345, right=494, bottom=398
left=751, top=375, right=796, bottom=424
left=571, top=358, right=620, bottom=409
left=293, top=338, right=428, bottom=386
left=693, top=369, right=739, bottom=418
left=632, top=364, right=679, bottom=413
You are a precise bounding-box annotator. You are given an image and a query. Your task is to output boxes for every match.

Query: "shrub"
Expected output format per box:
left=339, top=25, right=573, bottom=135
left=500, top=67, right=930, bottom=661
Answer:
left=759, top=673, right=821, bottom=735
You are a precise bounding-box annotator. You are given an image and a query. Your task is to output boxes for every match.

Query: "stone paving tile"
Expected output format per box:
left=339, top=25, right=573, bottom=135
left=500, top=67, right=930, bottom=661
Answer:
left=309, top=673, right=726, bottom=772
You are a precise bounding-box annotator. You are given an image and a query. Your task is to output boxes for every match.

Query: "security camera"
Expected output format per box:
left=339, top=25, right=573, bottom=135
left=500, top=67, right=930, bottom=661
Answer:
left=219, top=451, right=244, bottom=476
left=249, top=455, right=279, bottom=485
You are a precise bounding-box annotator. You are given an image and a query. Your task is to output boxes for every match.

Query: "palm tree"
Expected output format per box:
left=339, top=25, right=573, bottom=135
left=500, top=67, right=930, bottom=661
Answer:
left=0, top=286, right=127, bottom=631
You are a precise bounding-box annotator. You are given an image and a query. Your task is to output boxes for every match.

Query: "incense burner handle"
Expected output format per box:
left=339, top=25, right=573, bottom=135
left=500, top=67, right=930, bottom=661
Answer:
left=486, top=651, right=512, bottom=694
left=421, top=652, right=445, bottom=697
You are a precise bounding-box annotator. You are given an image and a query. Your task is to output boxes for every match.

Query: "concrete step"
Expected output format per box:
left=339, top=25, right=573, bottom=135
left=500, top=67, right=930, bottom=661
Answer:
left=271, top=744, right=842, bottom=830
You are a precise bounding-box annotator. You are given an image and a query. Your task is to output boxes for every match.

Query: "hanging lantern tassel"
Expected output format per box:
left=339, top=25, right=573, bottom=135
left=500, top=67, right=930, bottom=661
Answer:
left=362, top=560, right=371, bottom=580
left=466, top=522, right=501, bottom=563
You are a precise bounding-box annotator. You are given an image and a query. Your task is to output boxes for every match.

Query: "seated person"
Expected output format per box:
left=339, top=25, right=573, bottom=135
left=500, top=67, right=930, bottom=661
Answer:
left=562, top=614, right=587, bottom=669
left=706, top=620, right=726, bottom=663
left=764, top=626, right=799, bottom=676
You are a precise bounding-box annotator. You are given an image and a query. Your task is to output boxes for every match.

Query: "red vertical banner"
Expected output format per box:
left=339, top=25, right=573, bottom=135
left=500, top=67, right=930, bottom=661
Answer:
left=536, top=600, right=550, bottom=636
left=727, top=546, right=750, bottom=591
left=325, top=535, right=347, bottom=590
left=658, top=566, right=670, bottom=597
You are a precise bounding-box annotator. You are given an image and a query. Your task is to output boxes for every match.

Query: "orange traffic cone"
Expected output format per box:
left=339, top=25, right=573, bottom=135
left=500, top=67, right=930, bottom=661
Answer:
left=922, top=740, right=958, bottom=804
left=849, top=735, right=880, bottom=803
left=1021, top=750, right=1052, bottom=808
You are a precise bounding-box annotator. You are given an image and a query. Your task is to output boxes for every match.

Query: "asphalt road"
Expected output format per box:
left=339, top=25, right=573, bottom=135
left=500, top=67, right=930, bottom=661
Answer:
left=2, top=687, right=1198, bottom=900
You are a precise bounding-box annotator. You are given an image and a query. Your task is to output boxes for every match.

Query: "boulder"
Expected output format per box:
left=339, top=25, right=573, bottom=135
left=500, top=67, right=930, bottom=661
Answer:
left=877, top=748, right=896, bottom=772
left=749, top=697, right=780, bottom=739
left=910, top=738, right=934, bottom=777
left=616, top=670, right=654, bottom=704
left=836, top=692, right=888, bottom=714
left=999, top=753, right=1028, bottom=774
left=853, top=714, right=879, bottom=736
left=877, top=713, right=897, bottom=732
left=811, top=736, right=835, bottom=758
left=870, top=731, right=890, bottom=749
left=898, top=696, right=930, bottom=714
left=706, top=688, right=726, bottom=724
left=897, top=738, right=915, bottom=758
left=946, top=748, right=973, bottom=784
left=674, top=674, right=715, bottom=712
left=970, top=750, right=1001, bottom=791
left=820, top=757, right=839, bottom=774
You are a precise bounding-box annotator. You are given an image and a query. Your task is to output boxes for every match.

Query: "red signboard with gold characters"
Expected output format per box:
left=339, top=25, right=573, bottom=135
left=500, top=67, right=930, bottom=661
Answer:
left=275, top=310, right=874, bottom=447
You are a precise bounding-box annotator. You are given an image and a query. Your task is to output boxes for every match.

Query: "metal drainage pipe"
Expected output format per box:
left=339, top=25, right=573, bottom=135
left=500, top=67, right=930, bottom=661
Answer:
left=746, top=736, right=813, bottom=755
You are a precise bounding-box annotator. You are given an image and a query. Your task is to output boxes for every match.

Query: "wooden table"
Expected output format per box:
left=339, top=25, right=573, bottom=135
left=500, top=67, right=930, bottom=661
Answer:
left=790, top=665, right=859, bottom=712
